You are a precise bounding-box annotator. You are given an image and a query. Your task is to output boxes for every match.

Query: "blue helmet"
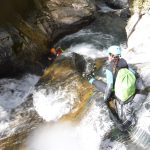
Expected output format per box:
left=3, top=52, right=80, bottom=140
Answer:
left=108, top=45, right=121, bottom=56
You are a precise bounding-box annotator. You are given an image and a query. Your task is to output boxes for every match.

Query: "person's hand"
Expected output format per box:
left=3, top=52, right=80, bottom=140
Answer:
left=48, top=57, right=52, bottom=60
left=82, top=72, right=95, bottom=84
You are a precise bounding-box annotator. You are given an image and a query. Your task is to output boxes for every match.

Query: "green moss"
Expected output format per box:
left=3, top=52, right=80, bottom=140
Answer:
left=129, top=0, right=143, bottom=14
left=130, top=0, right=150, bottom=14
left=143, top=0, right=150, bottom=12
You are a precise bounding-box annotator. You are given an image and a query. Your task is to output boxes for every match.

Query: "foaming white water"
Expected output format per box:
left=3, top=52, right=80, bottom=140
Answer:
left=76, top=95, right=128, bottom=150
left=28, top=100, right=126, bottom=150
left=101, top=139, right=127, bottom=150
left=0, top=74, right=39, bottom=109
left=64, top=43, right=105, bottom=59
left=0, top=74, right=39, bottom=132
left=55, top=28, right=114, bottom=58
left=33, top=85, right=78, bottom=121
left=137, top=111, right=150, bottom=133
left=0, top=106, right=9, bottom=132
left=27, top=122, right=101, bottom=150
left=79, top=97, right=113, bottom=137
left=136, top=94, right=150, bottom=133
left=97, top=1, right=116, bottom=13
left=130, top=94, right=150, bottom=149
left=56, top=29, right=113, bottom=44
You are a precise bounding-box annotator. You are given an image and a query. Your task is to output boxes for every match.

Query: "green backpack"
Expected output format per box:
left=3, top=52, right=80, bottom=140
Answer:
left=115, top=68, right=136, bottom=102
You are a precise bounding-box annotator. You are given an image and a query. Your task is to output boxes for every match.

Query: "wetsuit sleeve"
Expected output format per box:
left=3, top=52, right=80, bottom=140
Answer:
left=106, top=69, right=113, bottom=87
left=104, top=69, right=113, bottom=102
left=92, top=79, right=106, bottom=93
left=90, top=67, right=114, bottom=102
left=48, top=54, right=57, bottom=62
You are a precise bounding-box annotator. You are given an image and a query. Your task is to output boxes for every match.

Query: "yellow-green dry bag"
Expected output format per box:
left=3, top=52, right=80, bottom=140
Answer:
left=115, top=68, right=136, bottom=102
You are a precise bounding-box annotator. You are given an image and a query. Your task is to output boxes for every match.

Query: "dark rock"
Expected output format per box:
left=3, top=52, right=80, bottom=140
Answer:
left=104, top=0, right=129, bottom=9
left=0, top=54, right=101, bottom=150
left=0, top=27, right=44, bottom=77
left=0, top=0, right=96, bottom=78
left=0, top=29, right=16, bottom=77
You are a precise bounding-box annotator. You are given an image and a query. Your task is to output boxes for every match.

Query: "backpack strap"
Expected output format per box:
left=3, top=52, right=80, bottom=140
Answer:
left=112, top=57, right=120, bottom=74
left=112, top=58, right=129, bottom=83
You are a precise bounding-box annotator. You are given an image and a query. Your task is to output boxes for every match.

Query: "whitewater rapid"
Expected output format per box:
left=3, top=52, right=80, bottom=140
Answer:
left=0, top=74, right=39, bottom=133
left=0, top=12, right=150, bottom=150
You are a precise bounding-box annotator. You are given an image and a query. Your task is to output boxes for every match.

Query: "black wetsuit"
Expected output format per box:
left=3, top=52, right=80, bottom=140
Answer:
left=48, top=53, right=57, bottom=63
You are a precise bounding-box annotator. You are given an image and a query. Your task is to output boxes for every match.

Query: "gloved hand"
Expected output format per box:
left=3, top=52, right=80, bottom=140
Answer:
left=84, top=60, right=96, bottom=75
left=82, top=72, right=95, bottom=84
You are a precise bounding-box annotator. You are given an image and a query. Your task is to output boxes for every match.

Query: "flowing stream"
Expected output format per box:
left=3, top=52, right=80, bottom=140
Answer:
left=0, top=12, right=150, bottom=150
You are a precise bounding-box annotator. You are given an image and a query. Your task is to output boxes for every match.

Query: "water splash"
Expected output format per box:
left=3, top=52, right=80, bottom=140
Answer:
left=129, top=94, right=150, bottom=149
left=28, top=100, right=127, bottom=150
left=33, top=85, right=78, bottom=122
left=55, top=29, right=114, bottom=54
left=27, top=122, right=99, bottom=150
left=67, top=43, right=105, bottom=59
left=101, top=139, right=127, bottom=150
left=0, top=74, right=39, bottom=109
left=0, top=74, right=39, bottom=133
left=0, top=106, right=9, bottom=132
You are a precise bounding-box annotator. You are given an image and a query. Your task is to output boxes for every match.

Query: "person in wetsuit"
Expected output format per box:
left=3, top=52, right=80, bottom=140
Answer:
left=84, top=45, right=146, bottom=130
left=48, top=47, right=63, bottom=63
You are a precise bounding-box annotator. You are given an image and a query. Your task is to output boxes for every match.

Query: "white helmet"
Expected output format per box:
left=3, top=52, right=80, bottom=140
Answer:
left=108, top=45, right=121, bottom=56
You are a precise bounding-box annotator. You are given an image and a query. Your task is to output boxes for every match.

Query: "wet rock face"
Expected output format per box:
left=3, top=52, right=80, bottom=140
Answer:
left=0, top=0, right=34, bottom=22
left=0, top=29, right=15, bottom=77
left=0, top=55, right=99, bottom=150
left=0, top=0, right=95, bottom=77
left=0, top=27, right=44, bottom=77
left=0, top=95, right=43, bottom=150
left=46, top=0, right=95, bottom=27
left=124, top=8, right=150, bottom=148
left=125, top=5, right=150, bottom=88
left=104, top=0, right=129, bottom=9
left=35, top=0, right=95, bottom=42
left=127, top=14, right=150, bottom=89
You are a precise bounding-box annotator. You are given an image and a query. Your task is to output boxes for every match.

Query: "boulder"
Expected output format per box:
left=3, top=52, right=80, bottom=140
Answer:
left=103, top=0, right=129, bottom=9
left=0, top=55, right=105, bottom=150
left=124, top=2, right=150, bottom=147
left=0, top=0, right=96, bottom=77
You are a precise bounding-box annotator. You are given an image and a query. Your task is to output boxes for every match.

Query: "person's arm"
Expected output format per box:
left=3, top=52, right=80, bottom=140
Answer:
left=103, top=69, right=113, bottom=102
left=92, top=79, right=106, bottom=93
left=87, top=67, right=106, bottom=93
left=88, top=68, right=113, bottom=102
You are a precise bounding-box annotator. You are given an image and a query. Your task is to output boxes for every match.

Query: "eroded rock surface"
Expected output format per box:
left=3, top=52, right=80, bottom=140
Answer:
left=0, top=0, right=95, bottom=77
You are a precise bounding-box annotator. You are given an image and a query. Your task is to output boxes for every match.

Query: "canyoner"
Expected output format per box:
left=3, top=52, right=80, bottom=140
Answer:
left=114, top=68, right=136, bottom=103
left=74, top=46, right=146, bottom=132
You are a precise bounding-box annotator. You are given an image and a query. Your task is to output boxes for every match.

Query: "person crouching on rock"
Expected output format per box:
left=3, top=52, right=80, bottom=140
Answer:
left=48, top=47, right=63, bottom=63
